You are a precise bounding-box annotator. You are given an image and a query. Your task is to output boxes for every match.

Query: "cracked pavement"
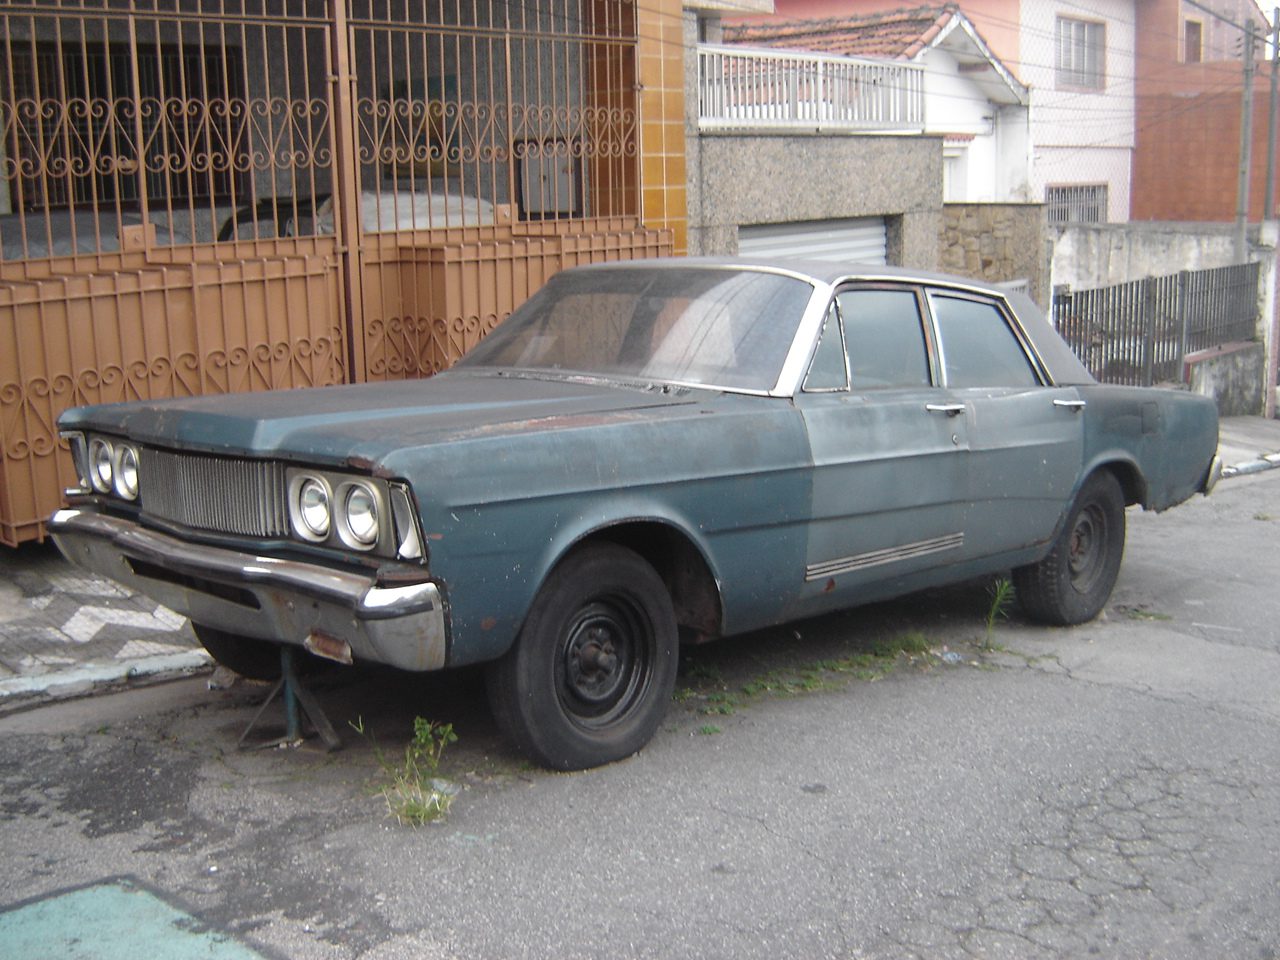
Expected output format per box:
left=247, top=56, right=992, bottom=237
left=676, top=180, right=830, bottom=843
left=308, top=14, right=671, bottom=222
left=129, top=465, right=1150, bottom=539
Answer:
left=2, top=471, right=1279, bottom=959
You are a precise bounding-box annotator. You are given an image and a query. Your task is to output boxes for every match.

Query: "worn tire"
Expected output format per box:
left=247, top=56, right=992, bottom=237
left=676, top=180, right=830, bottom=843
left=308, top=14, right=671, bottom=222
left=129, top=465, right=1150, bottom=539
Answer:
left=485, top=543, right=679, bottom=771
left=1014, top=471, right=1126, bottom=626
left=192, top=623, right=282, bottom=681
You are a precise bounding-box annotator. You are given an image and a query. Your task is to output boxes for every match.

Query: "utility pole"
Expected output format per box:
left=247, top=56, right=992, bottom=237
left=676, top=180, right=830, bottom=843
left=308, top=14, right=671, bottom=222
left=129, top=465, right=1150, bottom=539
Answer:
left=1236, top=20, right=1257, bottom=261
left=1265, top=10, right=1279, bottom=219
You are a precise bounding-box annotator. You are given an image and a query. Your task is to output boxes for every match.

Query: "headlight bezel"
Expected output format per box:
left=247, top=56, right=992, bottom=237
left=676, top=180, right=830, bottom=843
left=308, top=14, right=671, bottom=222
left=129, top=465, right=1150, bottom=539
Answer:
left=286, top=467, right=414, bottom=558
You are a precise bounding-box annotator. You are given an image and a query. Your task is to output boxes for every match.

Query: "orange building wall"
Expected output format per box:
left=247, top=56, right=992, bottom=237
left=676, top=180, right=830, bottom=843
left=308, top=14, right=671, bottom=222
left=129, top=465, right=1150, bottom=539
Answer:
left=1131, top=0, right=1278, bottom=221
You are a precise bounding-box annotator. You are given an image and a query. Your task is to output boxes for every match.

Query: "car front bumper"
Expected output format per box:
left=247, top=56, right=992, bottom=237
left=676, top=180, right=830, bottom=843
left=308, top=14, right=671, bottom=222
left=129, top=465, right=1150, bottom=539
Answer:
left=49, top=508, right=448, bottom=672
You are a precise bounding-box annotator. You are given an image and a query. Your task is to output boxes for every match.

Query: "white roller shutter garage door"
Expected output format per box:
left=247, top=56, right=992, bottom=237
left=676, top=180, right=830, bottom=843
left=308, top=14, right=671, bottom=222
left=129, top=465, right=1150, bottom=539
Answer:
left=737, top=217, right=888, bottom=265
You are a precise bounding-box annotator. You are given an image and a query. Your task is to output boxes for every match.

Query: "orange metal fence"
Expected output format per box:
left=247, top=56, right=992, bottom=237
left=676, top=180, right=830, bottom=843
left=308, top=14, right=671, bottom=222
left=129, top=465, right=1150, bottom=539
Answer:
left=0, top=0, right=670, bottom=546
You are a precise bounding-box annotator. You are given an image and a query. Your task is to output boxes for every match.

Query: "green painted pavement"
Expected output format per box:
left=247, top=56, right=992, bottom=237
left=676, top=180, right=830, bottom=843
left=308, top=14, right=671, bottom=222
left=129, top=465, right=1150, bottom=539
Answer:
left=0, top=879, right=266, bottom=960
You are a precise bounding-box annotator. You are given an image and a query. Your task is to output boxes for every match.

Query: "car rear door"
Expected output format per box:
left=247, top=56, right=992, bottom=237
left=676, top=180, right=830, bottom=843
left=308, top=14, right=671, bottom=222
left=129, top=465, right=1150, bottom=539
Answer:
left=925, top=289, right=1084, bottom=560
left=794, top=285, right=969, bottom=611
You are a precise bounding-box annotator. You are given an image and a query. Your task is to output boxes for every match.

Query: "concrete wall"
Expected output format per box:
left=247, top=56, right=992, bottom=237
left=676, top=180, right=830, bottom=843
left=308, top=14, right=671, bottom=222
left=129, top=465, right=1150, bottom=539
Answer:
left=1187, top=341, right=1266, bottom=416
left=1049, top=222, right=1245, bottom=290
left=940, top=202, right=1050, bottom=307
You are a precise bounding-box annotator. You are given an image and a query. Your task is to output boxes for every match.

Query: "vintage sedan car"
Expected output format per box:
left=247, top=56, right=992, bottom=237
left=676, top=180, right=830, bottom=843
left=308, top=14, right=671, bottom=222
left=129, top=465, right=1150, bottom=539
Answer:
left=49, top=259, right=1221, bottom=769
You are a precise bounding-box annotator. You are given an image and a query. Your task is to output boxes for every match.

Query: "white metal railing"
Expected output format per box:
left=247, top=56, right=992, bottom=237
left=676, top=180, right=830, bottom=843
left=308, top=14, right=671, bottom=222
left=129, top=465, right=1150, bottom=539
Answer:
left=698, top=43, right=925, bottom=133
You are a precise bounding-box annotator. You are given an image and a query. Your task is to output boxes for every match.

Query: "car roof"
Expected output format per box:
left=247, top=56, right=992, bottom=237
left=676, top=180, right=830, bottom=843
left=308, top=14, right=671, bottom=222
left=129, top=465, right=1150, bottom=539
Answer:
left=568, top=256, right=1096, bottom=387
left=572, top=256, right=1014, bottom=296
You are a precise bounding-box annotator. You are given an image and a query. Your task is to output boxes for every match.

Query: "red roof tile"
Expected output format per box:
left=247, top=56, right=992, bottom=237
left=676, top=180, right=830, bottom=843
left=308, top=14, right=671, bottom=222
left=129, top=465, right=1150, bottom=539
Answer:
left=724, top=4, right=960, bottom=61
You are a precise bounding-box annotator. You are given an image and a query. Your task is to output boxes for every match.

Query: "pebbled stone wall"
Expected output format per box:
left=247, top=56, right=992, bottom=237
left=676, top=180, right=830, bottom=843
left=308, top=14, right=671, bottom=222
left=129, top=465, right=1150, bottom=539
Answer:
left=940, top=203, right=1050, bottom=309
left=686, top=130, right=943, bottom=271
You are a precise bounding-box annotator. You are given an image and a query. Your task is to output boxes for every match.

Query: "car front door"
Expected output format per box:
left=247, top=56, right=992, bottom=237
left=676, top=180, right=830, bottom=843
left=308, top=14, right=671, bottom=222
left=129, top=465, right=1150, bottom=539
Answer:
left=925, top=289, right=1084, bottom=561
left=795, top=285, right=969, bottom=612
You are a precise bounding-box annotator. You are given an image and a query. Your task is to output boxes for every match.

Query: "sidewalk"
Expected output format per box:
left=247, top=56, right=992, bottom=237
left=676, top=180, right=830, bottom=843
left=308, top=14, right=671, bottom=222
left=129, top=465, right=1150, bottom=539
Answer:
left=3, top=414, right=1280, bottom=710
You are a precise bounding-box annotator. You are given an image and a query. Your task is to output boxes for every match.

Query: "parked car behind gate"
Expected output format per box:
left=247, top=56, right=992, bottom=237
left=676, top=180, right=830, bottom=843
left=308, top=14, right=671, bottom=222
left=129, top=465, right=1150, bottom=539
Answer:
left=49, top=259, right=1222, bottom=769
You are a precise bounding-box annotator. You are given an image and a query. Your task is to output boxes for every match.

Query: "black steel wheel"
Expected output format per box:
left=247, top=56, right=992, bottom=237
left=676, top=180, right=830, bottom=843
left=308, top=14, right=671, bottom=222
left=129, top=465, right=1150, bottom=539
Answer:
left=1014, top=470, right=1126, bottom=626
left=192, top=623, right=282, bottom=681
left=485, top=543, right=679, bottom=770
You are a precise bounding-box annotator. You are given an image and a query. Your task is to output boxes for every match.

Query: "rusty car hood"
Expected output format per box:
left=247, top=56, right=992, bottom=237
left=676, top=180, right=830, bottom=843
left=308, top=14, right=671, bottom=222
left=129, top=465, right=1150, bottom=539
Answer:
left=59, top=371, right=703, bottom=466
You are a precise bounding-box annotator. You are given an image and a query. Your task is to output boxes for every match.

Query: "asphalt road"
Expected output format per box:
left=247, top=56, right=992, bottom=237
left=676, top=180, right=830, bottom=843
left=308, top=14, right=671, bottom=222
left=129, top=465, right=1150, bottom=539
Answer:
left=2, top=471, right=1279, bottom=960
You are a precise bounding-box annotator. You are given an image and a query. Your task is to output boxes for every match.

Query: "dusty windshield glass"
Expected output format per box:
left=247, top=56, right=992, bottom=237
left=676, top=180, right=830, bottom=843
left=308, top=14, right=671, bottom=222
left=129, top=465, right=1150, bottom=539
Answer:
left=457, top=267, right=815, bottom=391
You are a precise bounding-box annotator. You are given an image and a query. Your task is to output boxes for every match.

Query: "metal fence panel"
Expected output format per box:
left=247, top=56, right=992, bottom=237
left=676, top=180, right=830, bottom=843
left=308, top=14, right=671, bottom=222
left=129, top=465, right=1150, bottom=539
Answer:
left=1052, top=262, right=1260, bottom=387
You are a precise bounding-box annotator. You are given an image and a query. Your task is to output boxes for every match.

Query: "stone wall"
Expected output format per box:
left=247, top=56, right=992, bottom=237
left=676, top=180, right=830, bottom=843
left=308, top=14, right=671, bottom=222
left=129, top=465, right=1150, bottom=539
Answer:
left=939, top=203, right=1050, bottom=308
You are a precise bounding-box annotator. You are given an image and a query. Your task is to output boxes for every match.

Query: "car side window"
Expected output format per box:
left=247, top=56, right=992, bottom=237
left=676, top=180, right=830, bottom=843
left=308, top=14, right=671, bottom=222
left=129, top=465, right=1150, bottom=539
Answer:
left=803, top=302, right=849, bottom=391
left=835, top=288, right=931, bottom=389
left=930, top=293, right=1039, bottom=388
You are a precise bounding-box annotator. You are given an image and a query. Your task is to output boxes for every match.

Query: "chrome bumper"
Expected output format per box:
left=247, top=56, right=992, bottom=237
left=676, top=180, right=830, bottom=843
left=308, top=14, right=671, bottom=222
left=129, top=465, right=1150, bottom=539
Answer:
left=1203, top=454, right=1224, bottom=495
left=49, top=508, right=447, bottom=672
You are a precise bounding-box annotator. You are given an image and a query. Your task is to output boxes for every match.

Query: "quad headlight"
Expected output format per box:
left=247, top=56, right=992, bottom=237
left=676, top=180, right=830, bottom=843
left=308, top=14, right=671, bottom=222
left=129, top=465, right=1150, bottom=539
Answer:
left=88, top=437, right=114, bottom=494
left=75, top=435, right=141, bottom=501
left=339, top=482, right=380, bottom=548
left=113, top=443, right=140, bottom=500
left=292, top=476, right=332, bottom=540
left=287, top=468, right=420, bottom=558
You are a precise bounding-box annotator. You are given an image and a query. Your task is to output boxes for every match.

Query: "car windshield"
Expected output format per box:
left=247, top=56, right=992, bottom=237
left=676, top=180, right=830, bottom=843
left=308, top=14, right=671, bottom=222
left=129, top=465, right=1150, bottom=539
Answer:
left=456, top=266, right=815, bottom=392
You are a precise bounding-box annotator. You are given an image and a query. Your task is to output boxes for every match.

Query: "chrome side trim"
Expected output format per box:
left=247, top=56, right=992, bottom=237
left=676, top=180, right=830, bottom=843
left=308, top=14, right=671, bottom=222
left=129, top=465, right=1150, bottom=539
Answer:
left=806, top=532, right=965, bottom=582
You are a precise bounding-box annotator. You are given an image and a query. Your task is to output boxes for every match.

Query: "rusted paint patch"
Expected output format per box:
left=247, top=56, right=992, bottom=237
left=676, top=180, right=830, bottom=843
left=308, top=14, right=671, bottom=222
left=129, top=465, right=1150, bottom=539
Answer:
left=480, top=617, right=498, bottom=631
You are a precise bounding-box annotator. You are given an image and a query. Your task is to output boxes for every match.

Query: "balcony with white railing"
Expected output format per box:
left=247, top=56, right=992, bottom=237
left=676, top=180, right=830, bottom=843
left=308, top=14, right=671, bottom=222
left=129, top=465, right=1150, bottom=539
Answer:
left=698, top=43, right=925, bottom=134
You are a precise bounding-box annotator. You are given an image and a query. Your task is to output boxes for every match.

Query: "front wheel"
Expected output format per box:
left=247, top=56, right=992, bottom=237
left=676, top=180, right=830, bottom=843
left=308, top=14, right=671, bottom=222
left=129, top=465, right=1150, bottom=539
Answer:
left=1014, top=471, right=1126, bottom=626
left=485, top=543, right=679, bottom=771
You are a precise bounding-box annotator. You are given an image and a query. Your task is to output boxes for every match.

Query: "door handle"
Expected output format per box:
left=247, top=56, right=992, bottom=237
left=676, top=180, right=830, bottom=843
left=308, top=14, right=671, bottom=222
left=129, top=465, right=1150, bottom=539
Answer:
left=1053, top=399, right=1087, bottom=412
left=925, top=403, right=966, bottom=417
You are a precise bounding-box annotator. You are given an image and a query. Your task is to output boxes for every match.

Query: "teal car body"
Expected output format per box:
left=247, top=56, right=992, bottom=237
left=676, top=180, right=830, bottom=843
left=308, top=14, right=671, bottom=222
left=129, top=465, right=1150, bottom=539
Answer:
left=49, top=259, right=1221, bottom=768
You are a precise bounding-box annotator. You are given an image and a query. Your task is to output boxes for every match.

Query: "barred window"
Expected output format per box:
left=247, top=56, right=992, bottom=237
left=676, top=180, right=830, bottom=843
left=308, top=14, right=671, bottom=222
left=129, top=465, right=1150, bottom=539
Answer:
left=1055, top=17, right=1105, bottom=90
left=1046, top=184, right=1108, bottom=224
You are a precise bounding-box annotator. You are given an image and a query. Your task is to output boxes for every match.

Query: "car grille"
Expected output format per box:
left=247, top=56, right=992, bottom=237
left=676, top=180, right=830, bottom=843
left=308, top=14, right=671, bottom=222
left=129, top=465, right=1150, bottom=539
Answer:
left=140, top=448, right=288, bottom=538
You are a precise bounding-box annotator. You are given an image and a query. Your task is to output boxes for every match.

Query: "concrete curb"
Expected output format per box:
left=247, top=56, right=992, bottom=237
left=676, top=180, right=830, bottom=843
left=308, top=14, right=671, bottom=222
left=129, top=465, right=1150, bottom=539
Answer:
left=1221, top=453, right=1280, bottom=479
left=0, top=650, right=211, bottom=713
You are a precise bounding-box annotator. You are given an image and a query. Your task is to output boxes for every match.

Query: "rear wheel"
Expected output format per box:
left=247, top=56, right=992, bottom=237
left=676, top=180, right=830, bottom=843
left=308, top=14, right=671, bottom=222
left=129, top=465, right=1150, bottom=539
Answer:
left=1014, top=471, right=1126, bottom=626
left=485, top=543, right=679, bottom=771
left=192, top=623, right=282, bottom=681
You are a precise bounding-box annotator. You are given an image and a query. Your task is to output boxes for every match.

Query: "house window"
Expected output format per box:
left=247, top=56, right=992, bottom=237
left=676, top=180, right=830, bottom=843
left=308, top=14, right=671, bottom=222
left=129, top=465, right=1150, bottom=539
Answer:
left=1046, top=184, right=1108, bottom=224
left=5, top=40, right=246, bottom=211
left=1184, top=20, right=1203, bottom=63
left=1055, top=17, right=1105, bottom=90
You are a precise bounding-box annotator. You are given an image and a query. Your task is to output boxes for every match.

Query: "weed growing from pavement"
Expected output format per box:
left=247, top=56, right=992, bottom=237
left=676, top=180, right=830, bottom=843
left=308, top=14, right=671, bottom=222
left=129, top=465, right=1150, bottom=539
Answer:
left=675, top=630, right=936, bottom=720
left=701, top=692, right=739, bottom=716
left=350, top=716, right=458, bottom=826
left=983, top=577, right=1015, bottom=650
left=698, top=725, right=722, bottom=736
left=1121, top=606, right=1173, bottom=621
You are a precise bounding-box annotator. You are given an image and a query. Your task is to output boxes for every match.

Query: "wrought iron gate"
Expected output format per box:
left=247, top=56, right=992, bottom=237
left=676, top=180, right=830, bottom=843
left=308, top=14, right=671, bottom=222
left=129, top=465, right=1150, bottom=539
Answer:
left=0, top=0, right=671, bottom=545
